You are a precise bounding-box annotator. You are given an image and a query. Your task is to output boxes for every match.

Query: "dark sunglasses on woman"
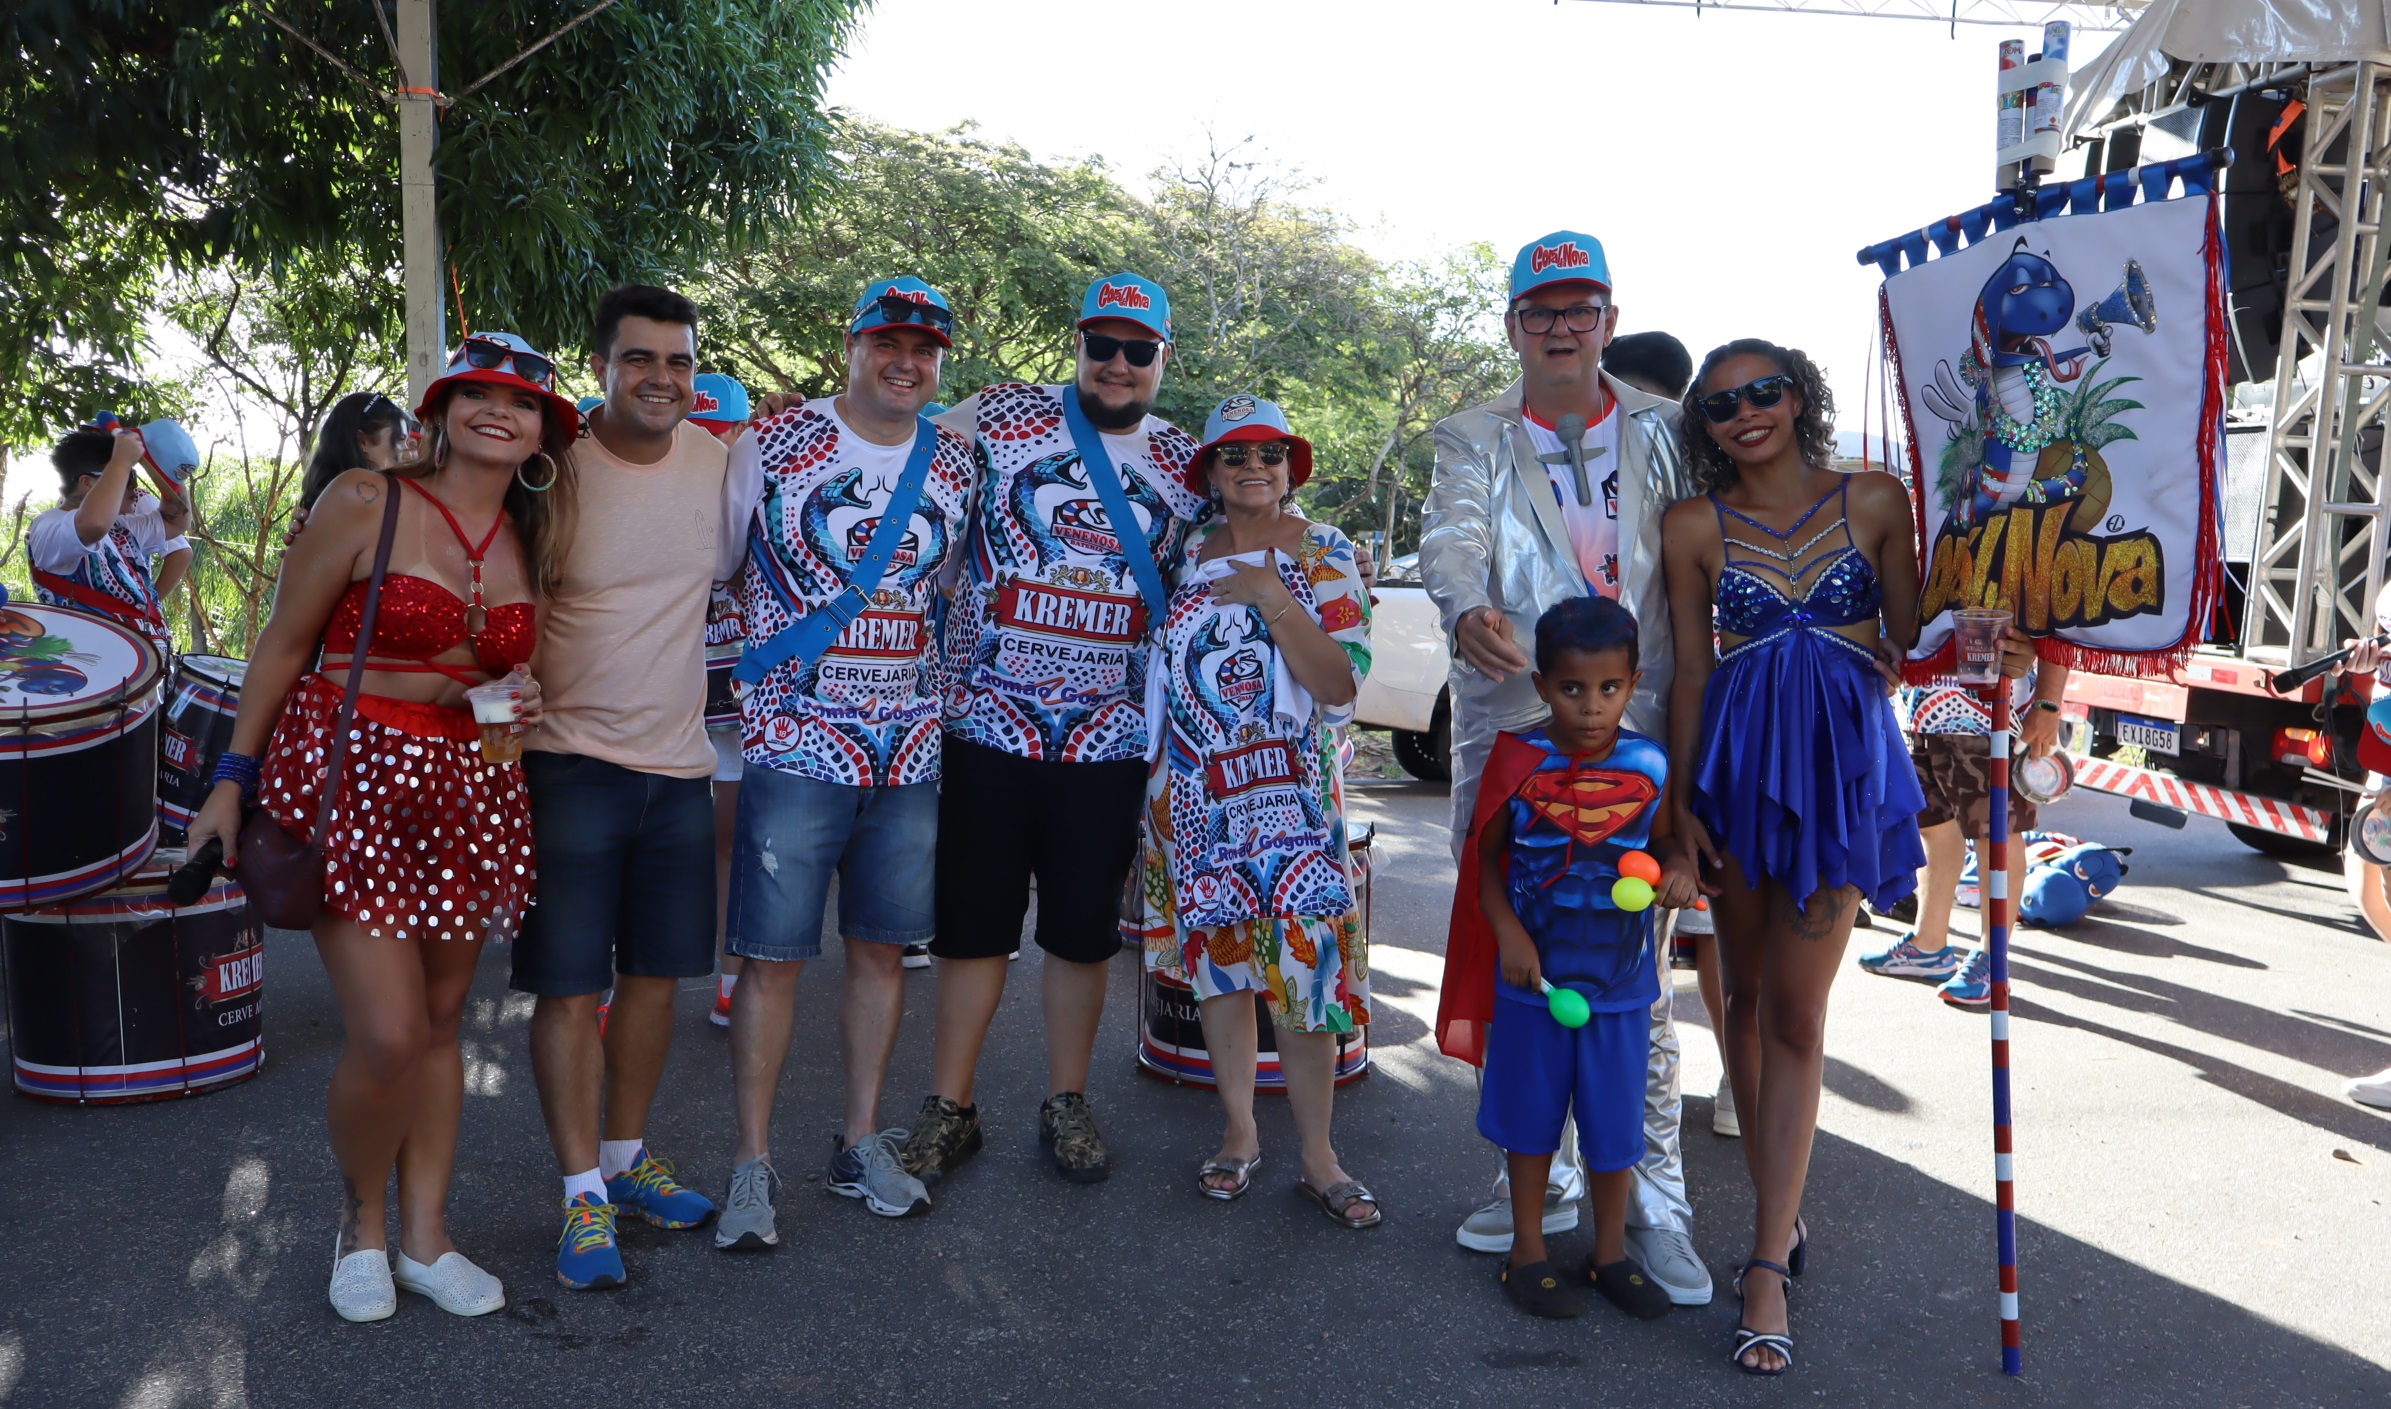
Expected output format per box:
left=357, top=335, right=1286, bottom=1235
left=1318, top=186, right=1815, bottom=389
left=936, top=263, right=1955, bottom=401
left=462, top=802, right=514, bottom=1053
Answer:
left=1214, top=443, right=1289, bottom=468
left=1696, top=373, right=1796, bottom=424
left=1082, top=332, right=1161, bottom=368
left=460, top=337, right=556, bottom=389
left=871, top=295, right=955, bottom=335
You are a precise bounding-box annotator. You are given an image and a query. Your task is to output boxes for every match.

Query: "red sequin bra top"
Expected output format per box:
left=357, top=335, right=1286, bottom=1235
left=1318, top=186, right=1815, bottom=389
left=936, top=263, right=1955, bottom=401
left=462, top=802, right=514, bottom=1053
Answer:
left=320, top=479, right=536, bottom=687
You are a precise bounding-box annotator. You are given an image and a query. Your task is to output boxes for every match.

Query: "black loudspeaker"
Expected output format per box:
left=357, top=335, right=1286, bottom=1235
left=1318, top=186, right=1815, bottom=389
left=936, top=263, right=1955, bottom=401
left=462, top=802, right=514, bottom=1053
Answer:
left=2198, top=90, right=2297, bottom=385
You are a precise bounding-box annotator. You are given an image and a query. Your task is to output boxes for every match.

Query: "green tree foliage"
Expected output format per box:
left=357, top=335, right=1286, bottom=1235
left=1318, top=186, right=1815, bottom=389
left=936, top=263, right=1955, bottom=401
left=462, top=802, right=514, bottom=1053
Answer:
left=698, top=122, right=1512, bottom=554
left=2, top=0, right=865, bottom=445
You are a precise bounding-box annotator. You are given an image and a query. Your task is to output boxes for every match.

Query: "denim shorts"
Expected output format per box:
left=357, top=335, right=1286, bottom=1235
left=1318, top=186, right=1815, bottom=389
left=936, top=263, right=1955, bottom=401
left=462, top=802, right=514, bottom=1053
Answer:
left=511, top=752, right=718, bottom=996
left=725, top=763, right=937, bottom=961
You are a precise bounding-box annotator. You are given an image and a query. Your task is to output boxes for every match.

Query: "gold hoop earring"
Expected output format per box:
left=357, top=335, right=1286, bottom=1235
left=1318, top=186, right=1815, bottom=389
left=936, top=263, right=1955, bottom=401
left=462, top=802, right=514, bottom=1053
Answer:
left=516, top=451, right=560, bottom=493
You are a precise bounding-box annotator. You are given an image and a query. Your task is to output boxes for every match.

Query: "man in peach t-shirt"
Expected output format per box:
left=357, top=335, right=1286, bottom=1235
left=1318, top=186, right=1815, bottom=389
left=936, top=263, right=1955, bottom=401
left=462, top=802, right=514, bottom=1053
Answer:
left=513, top=285, right=729, bottom=1291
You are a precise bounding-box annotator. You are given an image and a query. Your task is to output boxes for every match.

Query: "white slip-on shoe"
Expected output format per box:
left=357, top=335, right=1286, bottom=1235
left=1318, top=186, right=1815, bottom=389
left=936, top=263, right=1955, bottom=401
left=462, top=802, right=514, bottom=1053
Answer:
left=1625, top=1223, right=1716, bottom=1306
left=392, top=1249, right=506, bottom=1317
left=2347, top=1066, right=2391, bottom=1110
left=1713, top=1075, right=1741, bottom=1138
left=329, top=1233, right=397, bottom=1323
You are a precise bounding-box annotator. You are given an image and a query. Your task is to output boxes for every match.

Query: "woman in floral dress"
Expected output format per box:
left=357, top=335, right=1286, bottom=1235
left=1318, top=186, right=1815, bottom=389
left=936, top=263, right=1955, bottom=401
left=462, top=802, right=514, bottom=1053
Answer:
left=1134, top=395, right=1379, bottom=1227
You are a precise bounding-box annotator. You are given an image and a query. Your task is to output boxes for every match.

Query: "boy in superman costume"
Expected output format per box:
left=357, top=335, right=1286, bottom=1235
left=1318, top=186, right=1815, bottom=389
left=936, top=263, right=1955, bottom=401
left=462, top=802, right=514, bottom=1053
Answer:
left=1440, top=596, right=1705, bottom=1319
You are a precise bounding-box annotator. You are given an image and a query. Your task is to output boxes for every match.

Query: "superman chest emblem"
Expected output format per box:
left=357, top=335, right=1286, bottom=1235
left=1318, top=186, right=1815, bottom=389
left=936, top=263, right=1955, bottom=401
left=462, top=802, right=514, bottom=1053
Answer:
left=1517, top=767, right=1656, bottom=847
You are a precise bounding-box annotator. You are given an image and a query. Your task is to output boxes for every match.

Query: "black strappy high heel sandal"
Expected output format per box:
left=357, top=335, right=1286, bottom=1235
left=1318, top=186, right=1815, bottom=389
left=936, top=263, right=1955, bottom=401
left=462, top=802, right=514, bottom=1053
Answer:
left=1787, top=1215, right=1808, bottom=1278
left=1731, top=1258, right=1796, bottom=1376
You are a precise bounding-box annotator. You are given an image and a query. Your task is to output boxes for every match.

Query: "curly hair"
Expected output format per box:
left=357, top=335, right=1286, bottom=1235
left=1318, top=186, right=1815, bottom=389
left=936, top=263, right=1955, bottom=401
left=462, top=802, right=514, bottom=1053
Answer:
left=1678, top=338, right=1837, bottom=494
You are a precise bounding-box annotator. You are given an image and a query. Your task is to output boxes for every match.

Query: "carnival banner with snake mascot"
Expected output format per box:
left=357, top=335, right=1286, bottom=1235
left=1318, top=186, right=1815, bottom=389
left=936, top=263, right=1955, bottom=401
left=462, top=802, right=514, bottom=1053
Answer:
left=1871, top=165, right=2227, bottom=676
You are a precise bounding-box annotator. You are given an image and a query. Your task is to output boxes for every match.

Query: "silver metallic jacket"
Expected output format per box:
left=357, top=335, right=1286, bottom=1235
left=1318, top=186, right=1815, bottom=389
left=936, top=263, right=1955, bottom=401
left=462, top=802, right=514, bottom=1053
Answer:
left=1421, top=371, right=1698, bottom=1236
left=1420, top=373, right=1693, bottom=837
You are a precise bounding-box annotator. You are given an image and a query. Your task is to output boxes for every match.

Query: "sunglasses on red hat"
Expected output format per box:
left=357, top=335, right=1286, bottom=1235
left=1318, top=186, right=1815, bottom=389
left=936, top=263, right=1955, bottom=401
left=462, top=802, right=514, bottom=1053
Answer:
left=1696, top=373, right=1795, bottom=424
left=1082, top=332, right=1161, bottom=368
left=459, top=337, right=556, bottom=390
left=864, top=294, right=954, bottom=336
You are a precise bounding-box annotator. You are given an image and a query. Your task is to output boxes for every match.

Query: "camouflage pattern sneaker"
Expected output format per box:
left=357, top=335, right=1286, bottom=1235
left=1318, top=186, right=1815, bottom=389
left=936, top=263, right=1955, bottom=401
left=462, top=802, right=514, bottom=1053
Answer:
left=896, top=1095, right=983, bottom=1184
left=1038, top=1091, right=1109, bottom=1184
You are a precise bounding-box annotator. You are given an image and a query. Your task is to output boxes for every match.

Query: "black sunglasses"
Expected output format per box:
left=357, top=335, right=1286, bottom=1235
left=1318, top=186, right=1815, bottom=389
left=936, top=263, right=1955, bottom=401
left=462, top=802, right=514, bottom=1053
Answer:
left=1214, top=443, right=1290, bottom=468
left=1696, top=373, right=1796, bottom=424
left=1082, top=332, right=1162, bottom=368
left=460, top=336, right=556, bottom=389
left=869, top=295, right=954, bottom=335
left=1511, top=303, right=1610, bottom=335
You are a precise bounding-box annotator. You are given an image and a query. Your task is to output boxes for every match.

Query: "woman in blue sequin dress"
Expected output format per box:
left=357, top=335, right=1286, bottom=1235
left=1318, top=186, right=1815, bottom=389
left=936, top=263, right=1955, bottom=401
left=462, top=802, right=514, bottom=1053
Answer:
left=1660, top=339, right=1927, bottom=1375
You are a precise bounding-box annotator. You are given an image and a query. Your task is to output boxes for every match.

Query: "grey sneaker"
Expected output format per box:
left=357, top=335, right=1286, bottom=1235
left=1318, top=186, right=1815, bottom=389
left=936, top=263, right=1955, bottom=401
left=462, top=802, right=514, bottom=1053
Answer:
left=827, top=1130, right=931, bottom=1217
left=714, top=1156, right=780, bottom=1251
left=1624, top=1224, right=1715, bottom=1306
left=1456, top=1186, right=1581, bottom=1253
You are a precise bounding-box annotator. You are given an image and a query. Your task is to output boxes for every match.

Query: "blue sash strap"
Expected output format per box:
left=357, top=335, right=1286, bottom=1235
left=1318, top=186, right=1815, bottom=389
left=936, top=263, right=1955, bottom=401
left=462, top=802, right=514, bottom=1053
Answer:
left=1060, top=385, right=1171, bottom=623
left=733, top=415, right=939, bottom=688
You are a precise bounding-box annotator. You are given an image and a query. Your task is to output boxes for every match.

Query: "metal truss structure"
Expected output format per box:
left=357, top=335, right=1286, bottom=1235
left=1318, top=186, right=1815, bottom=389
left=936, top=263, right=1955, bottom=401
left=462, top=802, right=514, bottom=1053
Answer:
left=1562, top=0, right=2146, bottom=33
left=2239, top=64, right=2391, bottom=666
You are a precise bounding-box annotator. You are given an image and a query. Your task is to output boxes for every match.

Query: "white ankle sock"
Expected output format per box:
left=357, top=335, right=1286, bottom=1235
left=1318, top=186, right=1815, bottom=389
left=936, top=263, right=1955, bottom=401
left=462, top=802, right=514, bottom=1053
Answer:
left=598, top=1139, right=645, bottom=1180
left=562, top=1168, right=606, bottom=1204
left=719, top=972, right=739, bottom=997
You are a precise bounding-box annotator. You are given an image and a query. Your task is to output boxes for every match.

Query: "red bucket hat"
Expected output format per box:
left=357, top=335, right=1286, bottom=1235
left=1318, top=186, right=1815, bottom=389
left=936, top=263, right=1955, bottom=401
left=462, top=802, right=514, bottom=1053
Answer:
left=414, top=332, right=583, bottom=437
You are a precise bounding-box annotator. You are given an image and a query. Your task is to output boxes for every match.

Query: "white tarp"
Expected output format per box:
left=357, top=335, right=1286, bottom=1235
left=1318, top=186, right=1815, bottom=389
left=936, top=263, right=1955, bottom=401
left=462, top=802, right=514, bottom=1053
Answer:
left=2066, top=0, right=2391, bottom=139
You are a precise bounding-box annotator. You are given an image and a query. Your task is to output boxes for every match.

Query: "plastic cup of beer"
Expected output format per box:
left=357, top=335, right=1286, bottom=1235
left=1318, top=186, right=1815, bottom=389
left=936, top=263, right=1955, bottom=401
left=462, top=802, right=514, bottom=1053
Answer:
left=1952, top=608, right=2013, bottom=686
left=464, top=681, right=525, bottom=764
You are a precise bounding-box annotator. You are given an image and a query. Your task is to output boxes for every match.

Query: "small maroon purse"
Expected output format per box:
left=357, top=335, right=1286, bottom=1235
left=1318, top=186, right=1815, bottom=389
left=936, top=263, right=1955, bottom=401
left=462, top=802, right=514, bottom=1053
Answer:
left=233, top=473, right=400, bottom=929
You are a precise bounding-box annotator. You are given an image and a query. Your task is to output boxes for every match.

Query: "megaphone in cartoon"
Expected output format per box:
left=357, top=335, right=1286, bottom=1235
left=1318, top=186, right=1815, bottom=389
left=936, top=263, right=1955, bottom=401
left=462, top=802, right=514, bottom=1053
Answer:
left=2075, top=259, right=2157, bottom=358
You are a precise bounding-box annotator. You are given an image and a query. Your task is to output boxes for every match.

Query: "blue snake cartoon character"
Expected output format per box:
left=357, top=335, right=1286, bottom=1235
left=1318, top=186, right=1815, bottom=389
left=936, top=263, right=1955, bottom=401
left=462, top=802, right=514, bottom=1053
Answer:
left=1922, top=238, right=2149, bottom=534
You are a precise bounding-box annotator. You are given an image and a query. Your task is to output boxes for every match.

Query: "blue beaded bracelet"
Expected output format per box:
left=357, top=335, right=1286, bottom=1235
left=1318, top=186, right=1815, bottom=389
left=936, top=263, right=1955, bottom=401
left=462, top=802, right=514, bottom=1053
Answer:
left=212, top=751, right=263, bottom=799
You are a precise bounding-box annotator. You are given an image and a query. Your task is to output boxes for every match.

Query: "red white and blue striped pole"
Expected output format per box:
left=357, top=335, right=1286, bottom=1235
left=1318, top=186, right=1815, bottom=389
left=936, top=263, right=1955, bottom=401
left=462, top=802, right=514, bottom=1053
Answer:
left=1985, top=688, right=2023, bottom=1375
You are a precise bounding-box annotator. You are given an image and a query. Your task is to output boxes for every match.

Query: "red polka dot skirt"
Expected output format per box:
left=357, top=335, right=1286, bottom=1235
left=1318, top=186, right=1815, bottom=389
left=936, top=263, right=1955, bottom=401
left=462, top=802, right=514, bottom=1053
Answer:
left=259, top=674, right=535, bottom=942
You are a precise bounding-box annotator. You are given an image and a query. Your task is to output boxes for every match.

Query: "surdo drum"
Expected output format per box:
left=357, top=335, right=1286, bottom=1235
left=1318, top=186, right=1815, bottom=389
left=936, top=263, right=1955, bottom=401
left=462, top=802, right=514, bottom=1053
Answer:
left=157, top=654, right=248, bottom=847
left=1138, top=821, right=1375, bottom=1089
left=2, top=854, right=264, bottom=1102
left=0, top=604, right=162, bottom=910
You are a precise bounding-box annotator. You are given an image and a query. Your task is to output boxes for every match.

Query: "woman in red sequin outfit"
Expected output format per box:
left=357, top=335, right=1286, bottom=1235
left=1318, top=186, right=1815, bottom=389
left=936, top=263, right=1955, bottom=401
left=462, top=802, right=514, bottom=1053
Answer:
left=189, top=333, right=579, bottom=1322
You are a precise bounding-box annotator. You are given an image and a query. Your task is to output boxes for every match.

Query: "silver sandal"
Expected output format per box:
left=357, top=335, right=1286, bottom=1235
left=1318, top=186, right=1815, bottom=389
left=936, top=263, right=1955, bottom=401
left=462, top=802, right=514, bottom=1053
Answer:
left=1295, top=1176, right=1383, bottom=1229
left=1198, top=1153, right=1262, bottom=1201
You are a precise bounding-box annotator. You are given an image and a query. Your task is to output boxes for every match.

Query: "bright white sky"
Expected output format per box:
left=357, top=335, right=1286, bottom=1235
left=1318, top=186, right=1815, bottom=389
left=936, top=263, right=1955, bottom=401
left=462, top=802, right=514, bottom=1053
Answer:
left=825, top=0, right=2115, bottom=431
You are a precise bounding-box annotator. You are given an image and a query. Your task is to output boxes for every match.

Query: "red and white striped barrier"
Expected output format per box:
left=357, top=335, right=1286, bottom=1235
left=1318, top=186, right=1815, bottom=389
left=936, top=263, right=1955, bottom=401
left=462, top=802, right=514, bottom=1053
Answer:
left=1989, top=695, right=2023, bottom=1376
left=2067, top=754, right=2332, bottom=843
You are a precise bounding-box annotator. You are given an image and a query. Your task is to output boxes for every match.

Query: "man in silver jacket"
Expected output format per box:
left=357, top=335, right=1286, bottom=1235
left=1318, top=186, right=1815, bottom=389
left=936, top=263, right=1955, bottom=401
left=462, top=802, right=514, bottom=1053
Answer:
left=1419, top=229, right=1710, bottom=1305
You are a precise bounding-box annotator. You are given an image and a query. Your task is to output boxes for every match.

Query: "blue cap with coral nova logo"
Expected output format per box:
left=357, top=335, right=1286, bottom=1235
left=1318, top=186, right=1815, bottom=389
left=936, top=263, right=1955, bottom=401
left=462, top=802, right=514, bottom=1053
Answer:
left=1078, top=272, right=1172, bottom=342
left=1509, top=230, right=1612, bottom=301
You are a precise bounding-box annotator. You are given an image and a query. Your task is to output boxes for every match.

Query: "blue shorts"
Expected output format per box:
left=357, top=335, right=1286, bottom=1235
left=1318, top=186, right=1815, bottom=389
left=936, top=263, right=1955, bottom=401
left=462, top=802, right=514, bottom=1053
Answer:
left=724, top=765, right=937, bottom=961
left=1476, top=994, right=1647, bottom=1173
left=512, top=752, right=718, bottom=996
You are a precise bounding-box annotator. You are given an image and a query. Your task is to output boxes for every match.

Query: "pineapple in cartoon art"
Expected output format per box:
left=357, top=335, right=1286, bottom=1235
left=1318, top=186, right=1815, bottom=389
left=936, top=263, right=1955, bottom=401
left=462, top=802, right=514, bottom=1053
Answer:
left=2039, top=362, right=2141, bottom=535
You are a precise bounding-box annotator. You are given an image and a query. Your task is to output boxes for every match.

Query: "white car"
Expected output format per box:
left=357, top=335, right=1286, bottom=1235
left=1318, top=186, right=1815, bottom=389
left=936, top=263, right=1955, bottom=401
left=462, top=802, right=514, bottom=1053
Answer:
left=1353, top=553, right=1452, bottom=779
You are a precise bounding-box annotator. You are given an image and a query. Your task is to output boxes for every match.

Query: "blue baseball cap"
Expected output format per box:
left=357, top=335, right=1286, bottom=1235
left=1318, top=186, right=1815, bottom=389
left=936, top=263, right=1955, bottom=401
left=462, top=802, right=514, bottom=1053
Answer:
left=1186, top=394, right=1313, bottom=491
left=849, top=276, right=954, bottom=347
left=137, top=418, right=202, bottom=483
left=576, top=395, right=603, bottom=415
left=1509, top=230, right=1612, bottom=301
left=1079, top=272, right=1171, bottom=342
left=689, top=373, right=750, bottom=430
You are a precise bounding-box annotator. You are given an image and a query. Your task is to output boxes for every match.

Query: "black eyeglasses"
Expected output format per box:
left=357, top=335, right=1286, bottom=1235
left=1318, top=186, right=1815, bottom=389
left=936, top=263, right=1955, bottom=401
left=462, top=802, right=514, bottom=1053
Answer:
left=869, top=295, right=954, bottom=335
left=1511, top=304, right=1610, bottom=335
left=1082, top=333, right=1162, bottom=368
left=460, top=336, right=556, bottom=389
left=1696, top=373, right=1796, bottom=423
left=1214, top=443, right=1290, bottom=468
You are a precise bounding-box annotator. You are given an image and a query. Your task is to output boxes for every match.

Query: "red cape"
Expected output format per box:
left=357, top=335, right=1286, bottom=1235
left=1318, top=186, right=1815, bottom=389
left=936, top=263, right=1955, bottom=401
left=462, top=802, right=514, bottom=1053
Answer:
left=1435, top=730, right=1547, bottom=1067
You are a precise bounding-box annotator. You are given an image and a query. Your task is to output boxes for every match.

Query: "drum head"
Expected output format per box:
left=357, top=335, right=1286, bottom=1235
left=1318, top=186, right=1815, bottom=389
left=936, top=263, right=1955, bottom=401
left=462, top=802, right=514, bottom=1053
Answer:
left=2013, top=751, right=2074, bottom=807
left=0, top=604, right=164, bottom=723
left=177, top=655, right=249, bottom=690
left=2351, top=795, right=2391, bottom=867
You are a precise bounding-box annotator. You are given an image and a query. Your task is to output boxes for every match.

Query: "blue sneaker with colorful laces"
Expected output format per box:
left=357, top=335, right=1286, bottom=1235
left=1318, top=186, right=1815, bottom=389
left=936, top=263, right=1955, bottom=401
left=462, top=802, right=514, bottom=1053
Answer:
left=1938, top=947, right=1992, bottom=1011
left=1856, top=934, right=1963, bottom=980
left=606, top=1149, right=717, bottom=1229
left=555, top=1193, right=625, bottom=1290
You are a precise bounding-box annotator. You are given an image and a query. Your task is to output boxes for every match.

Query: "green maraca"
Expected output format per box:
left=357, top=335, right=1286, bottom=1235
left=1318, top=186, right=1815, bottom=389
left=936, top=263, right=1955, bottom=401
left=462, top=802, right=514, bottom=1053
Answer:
left=1540, top=979, right=1590, bottom=1029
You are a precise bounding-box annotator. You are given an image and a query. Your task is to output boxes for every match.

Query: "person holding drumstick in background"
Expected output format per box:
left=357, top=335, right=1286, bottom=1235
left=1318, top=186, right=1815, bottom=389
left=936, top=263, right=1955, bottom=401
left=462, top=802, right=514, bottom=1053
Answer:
left=188, top=333, right=578, bottom=1324
left=28, top=419, right=194, bottom=657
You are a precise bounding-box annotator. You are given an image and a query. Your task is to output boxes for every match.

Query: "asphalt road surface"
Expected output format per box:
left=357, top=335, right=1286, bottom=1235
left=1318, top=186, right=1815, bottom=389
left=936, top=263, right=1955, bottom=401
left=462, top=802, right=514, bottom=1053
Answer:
left=4, top=779, right=2389, bottom=1407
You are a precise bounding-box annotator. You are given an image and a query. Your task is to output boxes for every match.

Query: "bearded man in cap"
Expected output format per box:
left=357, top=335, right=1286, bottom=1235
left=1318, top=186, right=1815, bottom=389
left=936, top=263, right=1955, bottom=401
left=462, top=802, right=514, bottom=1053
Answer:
left=1420, top=230, right=1711, bottom=1306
